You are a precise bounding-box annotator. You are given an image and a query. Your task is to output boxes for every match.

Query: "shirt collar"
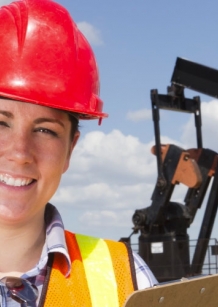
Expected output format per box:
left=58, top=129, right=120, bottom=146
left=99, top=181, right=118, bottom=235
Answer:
left=41, top=203, right=71, bottom=276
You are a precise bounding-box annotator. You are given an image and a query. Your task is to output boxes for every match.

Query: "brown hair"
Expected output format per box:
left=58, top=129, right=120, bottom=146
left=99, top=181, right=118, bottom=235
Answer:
left=68, top=113, right=79, bottom=140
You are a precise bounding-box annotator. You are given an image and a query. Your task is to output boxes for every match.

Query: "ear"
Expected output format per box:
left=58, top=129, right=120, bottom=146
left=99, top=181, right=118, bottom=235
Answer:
left=63, top=131, right=80, bottom=173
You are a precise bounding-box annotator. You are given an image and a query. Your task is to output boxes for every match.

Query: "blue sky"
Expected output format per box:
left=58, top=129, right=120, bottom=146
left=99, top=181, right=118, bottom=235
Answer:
left=1, top=0, right=218, bottom=243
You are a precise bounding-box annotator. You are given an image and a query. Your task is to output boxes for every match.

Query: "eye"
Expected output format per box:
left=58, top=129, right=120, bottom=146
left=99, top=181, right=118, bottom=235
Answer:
left=35, top=127, right=58, bottom=137
left=0, top=121, right=9, bottom=128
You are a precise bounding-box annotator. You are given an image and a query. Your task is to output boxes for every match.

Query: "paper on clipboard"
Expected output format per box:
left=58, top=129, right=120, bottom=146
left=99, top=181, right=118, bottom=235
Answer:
left=124, top=274, right=218, bottom=307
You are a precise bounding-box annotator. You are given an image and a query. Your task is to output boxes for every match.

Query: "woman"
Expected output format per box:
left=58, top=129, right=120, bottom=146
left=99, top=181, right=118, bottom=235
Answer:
left=0, top=0, right=157, bottom=306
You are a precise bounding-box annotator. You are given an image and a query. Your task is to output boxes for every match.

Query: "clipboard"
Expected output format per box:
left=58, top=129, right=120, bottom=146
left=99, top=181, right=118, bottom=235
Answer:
left=124, top=274, right=218, bottom=307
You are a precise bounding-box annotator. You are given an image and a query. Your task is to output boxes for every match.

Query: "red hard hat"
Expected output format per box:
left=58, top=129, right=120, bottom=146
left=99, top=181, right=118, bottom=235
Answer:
left=0, top=0, right=108, bottom=121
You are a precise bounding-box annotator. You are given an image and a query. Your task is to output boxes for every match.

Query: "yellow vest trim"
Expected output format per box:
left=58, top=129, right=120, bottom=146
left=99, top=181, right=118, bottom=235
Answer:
left=76, top=233, right=119, bottom=307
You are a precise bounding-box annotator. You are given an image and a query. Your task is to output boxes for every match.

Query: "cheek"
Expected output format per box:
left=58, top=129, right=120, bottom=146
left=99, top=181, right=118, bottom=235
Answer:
left=0, top=130, right=13, bottom=148
left=62, top=155, right=71, bottom=173
left=62, top=133, right=80, bottom=174
left=37, top=140, right=71, bottom=175
left=39, top=155, right=69, bottom=195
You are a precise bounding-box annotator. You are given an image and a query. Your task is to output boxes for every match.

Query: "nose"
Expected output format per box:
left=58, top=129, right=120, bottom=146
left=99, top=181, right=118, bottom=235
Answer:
left=6, top=131, right=34, bottom=165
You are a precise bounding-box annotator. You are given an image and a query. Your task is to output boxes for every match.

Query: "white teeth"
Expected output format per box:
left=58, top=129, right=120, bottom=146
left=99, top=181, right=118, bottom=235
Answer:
left=15, top=178, right=22, bottom=186
left=8, top=177, right=15, bottom=185
left=0, top=175, right=33, bottom=187
left=21, top=179, right=30, bottom=186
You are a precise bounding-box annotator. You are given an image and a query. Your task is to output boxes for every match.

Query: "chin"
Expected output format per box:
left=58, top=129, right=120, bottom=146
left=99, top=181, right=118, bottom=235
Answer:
left=0, top=204, right=31, bottom=224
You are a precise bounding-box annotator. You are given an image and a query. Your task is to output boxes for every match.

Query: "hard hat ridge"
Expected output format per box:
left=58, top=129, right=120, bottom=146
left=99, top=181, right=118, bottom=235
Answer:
left=2, top=0, right=28, bottom=54
left=0, top=0, right=108, bottom=121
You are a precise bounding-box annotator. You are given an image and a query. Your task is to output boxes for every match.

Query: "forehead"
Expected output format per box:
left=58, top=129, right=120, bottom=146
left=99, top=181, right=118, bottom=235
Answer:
left=0, top=98, right=68, bottom=119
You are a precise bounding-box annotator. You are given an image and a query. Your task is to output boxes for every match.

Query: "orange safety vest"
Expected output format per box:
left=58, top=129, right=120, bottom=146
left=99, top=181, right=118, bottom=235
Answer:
left=39, top=231, right=137, bottom=307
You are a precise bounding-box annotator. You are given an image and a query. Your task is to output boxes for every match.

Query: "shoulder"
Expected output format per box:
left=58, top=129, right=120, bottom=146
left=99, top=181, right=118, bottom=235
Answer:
left=132, top=251, right=158, bottom=289
left=65, top=231, right=158, bottom=289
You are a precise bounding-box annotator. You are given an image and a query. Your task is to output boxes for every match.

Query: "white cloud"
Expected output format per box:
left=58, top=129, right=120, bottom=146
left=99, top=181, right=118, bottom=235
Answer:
left=79, top=210, right=133, bottom=228
left=55, top=182, right=155, bottom=210
left=77, top=21, right=103, bottom=46
left=53, top=129, right=158, bottom=209
left=126, top=108, right=152, bottom=122
left=52, top=129, right=189, bottom=240
left=68, top=130, right=158, bottom=182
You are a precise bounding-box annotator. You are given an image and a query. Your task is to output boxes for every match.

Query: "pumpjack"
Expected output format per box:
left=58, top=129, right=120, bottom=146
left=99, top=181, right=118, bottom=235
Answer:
left=121, top=58, right=218, bottom=282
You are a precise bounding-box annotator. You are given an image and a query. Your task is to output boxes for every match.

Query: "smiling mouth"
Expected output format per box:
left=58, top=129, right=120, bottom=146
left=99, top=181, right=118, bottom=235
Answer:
left=0, top=175, right=34, bottom=187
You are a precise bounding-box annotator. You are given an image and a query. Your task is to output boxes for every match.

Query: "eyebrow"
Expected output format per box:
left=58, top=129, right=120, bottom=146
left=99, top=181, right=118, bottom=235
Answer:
left=33, top=118, right=65, bottom=128
left=0, top=111, right=65, bottom=128
left=0, top=110, right=13, bottom=118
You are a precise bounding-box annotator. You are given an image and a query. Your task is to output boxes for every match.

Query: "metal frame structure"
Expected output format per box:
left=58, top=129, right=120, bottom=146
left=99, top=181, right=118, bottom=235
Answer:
left=121, top=58, right=218, bottom=281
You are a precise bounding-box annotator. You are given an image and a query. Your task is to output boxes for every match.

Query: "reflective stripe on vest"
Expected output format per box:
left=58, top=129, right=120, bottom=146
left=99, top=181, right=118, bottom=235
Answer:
left=76, top=233, right=120, bottom=306
left=43, top=231, right=136, bottom=307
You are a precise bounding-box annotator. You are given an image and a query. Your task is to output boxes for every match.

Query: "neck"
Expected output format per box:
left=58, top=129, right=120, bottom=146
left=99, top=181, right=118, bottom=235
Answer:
left=0, top=214, right=45, bottom=277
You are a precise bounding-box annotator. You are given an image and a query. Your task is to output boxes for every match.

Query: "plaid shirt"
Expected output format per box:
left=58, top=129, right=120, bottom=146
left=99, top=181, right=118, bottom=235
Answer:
left=0, top=203, right=157, bottom=306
